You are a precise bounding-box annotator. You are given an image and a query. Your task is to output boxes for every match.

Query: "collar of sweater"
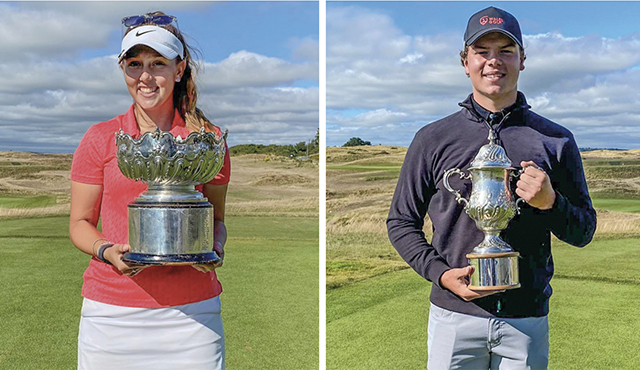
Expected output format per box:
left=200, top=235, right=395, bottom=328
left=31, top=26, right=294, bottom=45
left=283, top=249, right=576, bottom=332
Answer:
left=458, top=91, right=531, bottom=125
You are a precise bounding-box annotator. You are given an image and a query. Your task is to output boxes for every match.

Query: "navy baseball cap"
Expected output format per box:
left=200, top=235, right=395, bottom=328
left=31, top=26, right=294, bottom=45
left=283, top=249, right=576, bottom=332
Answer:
left=464, top=6, right=523, bottom=49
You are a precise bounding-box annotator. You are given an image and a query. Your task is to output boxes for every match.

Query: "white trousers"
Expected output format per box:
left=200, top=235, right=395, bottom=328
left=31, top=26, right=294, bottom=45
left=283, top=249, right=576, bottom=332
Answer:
left=428, top=304, right=549, bottom=370
left=78, top=296, right=225, bottom=370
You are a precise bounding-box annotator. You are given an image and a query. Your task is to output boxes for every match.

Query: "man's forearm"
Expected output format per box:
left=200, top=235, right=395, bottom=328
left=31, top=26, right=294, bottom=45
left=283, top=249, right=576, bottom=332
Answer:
left=387, top=217, right=450, bottom=288
left=546, top=191, right=596, bottom=247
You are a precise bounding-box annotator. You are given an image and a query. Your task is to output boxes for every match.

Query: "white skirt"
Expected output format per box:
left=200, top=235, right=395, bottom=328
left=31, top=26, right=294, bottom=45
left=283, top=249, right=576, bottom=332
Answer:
left=78, top=296, right=224, bottom=370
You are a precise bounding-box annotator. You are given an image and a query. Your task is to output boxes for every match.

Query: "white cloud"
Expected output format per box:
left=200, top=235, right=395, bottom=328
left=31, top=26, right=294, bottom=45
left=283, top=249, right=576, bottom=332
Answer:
left=521, top=32, right=640, bottom=95
left=0, top=50, right=318, bottom=152
left=332, top=109, right=409, bottom=128
left=0, top=4, right=318, bottom=153
left=0, top=56, right=123, bottom=94
left=201, top=51, right=318, bottom=89
left=327, top=7, right=411, bottom=64
left=413, top=33, right=461, bottom=60
left=399, top=53, right=424, bottom=65
left=0, top=4, right=111, bottom=61
left=0, top=2, right=211, bottom=61
left=199, top=86, right=319, bottom=145
left=290, top=37, right=320, bottom=61
left=327, top=6, right=640, bottom=149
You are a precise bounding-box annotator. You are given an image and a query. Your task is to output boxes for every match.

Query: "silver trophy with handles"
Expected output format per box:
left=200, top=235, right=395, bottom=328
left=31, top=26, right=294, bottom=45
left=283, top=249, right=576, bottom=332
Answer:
left=443, top=129, right=524, bottom=291
left=115, top=127, right=227, bottom=266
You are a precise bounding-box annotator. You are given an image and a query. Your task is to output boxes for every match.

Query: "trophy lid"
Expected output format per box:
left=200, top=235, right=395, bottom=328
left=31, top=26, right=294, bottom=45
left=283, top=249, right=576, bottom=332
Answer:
left=469, top=129, right=514, bottom=169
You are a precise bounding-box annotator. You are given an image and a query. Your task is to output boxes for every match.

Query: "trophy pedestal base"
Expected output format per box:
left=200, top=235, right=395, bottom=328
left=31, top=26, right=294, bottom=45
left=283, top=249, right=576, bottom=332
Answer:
left=128, top=202, right=215, bottom=261
left=467, top=251, right=520, bottom=291
left=123, top=252, right=220, bottom=266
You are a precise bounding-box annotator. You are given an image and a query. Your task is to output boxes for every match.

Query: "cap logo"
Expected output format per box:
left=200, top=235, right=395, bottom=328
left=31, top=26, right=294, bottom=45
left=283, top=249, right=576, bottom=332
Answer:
left=480, top=15, right=504, bottom=26
left=136, top=29, right=155, bottom=37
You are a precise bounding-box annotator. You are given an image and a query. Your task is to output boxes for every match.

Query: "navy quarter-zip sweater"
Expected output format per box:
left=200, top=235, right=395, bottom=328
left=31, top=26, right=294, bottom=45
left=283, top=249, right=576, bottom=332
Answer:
left=387, top=92, right=596, bottom=318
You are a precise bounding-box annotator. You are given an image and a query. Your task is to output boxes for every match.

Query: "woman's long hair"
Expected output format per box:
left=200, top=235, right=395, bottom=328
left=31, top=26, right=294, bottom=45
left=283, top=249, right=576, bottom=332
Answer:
left=120, top=11, right=217, bottom=133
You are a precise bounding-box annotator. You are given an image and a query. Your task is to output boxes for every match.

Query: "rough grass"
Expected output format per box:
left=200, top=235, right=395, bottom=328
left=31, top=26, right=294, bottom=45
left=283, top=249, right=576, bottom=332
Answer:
left=327, top=148, right=640, bottom=287
left=251, top=173, right=316, bottom=186
left=583, top=165, right=640, bottom=180
left=581, top=149, right=640, bottom=160
left=327, top=147, right=640, bottom=369
left=326, top=147, right=640, bottom=288
left=0, top=152, right=319, bottom=219
left=326, top=145, right=407, bottom=164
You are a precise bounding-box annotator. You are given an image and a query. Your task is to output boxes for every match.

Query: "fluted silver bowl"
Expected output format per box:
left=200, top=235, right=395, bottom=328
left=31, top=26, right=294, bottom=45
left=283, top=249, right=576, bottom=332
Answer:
left=116, top=127, right=227, bottom=186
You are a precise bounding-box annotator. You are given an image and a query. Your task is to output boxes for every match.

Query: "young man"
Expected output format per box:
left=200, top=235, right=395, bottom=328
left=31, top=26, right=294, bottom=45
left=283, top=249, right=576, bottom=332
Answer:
left=387, top=6, right=596, bottom=370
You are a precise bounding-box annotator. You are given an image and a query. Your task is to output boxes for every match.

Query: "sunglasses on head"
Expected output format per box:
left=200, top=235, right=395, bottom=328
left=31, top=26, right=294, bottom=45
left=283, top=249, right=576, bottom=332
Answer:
left=121, top=14, right=177, bottom=28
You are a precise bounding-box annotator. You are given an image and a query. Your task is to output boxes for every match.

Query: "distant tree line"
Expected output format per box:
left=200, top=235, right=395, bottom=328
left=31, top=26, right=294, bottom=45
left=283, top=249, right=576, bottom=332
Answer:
left=230, top=129, right=319, bottom=157
left=579, top=147, right=626, bottom=152
left=343, top=137, right=371, bottom=147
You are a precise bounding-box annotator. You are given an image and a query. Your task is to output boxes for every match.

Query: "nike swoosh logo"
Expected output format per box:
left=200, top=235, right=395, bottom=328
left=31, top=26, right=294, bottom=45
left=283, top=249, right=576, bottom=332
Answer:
left=136, top=30, right=155, bottom=37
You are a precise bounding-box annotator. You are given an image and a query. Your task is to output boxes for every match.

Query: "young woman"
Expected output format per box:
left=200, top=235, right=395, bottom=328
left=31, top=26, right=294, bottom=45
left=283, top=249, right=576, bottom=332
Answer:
left=69, top=12, right=230, bottom=370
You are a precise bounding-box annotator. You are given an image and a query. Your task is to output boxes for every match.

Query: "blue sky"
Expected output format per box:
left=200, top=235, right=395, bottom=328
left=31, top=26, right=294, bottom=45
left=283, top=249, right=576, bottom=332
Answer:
left=0, top=1, right=319, bottom=153
left=74, top=2, right=320, bottom=63
left=333, top=2, right=640, bottom=40
left=327, top=2, right=640, bottom=149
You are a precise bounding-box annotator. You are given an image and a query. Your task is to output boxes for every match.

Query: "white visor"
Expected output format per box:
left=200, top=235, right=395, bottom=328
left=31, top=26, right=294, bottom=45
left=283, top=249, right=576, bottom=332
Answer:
left=119, top=25, right=184, bottom=61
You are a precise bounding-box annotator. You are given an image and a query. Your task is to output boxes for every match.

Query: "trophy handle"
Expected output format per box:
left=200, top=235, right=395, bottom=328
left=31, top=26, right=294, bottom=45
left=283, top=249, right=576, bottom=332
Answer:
left=515, top=198, right=526, bottom=214
left=511, top=168, right=530, bottom=215
left=443, top=168, right=471, bottom=208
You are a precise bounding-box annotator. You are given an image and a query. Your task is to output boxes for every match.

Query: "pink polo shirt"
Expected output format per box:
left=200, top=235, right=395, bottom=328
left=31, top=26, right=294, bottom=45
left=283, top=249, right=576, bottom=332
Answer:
left=71, top=105, right=230, bottom=308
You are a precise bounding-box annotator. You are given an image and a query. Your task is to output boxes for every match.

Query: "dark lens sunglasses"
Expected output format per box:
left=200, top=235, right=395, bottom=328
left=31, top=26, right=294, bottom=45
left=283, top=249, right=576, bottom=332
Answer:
left=122, top=14, right=177, bottom=28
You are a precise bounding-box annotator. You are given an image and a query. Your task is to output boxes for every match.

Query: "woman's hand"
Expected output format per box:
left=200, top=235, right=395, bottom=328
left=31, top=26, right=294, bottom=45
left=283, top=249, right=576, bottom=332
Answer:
left=192, top=220, right=227, bottom=273
left=191, top=262, right=218, bottom=273
left=193, top=184, right=228, bottom=273
left=191, top=243, right=224, bottom=273
left=103, top=244, right=147, bottom=277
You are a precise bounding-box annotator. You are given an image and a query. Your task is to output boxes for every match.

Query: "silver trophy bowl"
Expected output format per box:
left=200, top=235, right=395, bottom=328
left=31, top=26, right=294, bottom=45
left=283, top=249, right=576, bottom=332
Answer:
left=443, top=130, right=523, bottom=291
left=115, top=127, right=227, bottom=265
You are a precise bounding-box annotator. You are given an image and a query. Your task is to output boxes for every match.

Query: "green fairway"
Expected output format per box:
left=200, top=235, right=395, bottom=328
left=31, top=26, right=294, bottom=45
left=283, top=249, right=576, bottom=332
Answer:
left=0, top=214, right=318, bottom=370
left=0, top=195, right=57, bottom=209
left=327, top=269, right=429, bottom=370
left=553, top=238, right=640, bottom=284
left=591, top=198, right=640, bottom=213
left=327, top=238, right=640, bottom=370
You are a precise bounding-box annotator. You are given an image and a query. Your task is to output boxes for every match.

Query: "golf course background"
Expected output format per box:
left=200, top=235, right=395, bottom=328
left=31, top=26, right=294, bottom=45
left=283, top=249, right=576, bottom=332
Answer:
left=0, top=151, right=319, bottom=370
left=327, top=146, right=640, bottom=370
